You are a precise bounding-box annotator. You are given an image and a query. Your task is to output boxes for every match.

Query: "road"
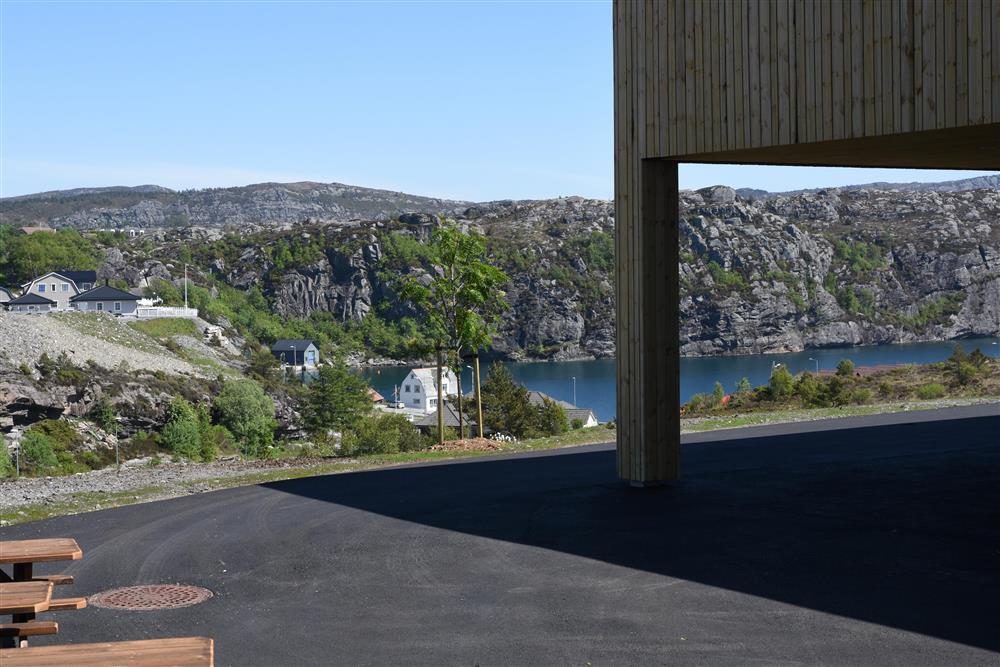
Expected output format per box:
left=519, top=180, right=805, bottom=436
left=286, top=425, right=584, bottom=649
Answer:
left=3, top=404, right=998, bottom=665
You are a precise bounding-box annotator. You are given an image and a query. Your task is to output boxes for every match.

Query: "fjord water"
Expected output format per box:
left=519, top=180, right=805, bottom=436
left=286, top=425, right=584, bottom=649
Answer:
left=361, top=337, right=1000, bottom=422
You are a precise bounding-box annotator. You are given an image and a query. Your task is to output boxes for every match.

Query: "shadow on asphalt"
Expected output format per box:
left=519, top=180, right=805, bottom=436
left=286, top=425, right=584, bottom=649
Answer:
left=263, top=414, right=1000, bottom=653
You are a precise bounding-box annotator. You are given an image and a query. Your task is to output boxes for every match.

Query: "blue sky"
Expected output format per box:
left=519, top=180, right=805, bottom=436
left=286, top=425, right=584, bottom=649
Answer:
left=1, top=1, right=994, bottom=200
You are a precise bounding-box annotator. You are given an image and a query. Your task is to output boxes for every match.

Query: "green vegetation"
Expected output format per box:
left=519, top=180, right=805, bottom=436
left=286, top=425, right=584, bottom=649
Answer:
left=160, top=397, right=204, bottom=461
left=706, top=261, right=746, bottom=290
left=833, top=239, right=886, bottom=273
left=213, top=380, right=277, bottom=458
left=129, top=318, right=198, bottom=339
left=683, top=348, right=999, bottom=417
left=340, top=413, right=424, bottom=455
left=0, top=225, right=99, bottom=285
left=897, top=293, right=967, bottom=330
left=473, top=364, right=569, bottom=439
left=304, top=362, right=372, bottom=435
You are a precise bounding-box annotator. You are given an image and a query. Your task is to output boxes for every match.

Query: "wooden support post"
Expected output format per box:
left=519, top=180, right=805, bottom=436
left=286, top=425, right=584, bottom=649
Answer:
left=436, top=346, right=444, bottom=444
left=616, top=159, right=680, bottom=486
left=473, top=355, right=484, bottom=439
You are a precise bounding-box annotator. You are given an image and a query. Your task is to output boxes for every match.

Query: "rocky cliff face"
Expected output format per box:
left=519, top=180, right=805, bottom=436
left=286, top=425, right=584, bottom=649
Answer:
left=31, top=182, right=999, bottom=360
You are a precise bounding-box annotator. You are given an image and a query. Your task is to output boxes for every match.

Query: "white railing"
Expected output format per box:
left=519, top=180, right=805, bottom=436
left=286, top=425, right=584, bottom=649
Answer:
left=136, top=306, right=199, bottom=319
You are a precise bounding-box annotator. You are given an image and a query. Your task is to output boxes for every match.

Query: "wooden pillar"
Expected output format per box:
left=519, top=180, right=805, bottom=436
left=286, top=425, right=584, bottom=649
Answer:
left=616, top=159, right=680, bottom=485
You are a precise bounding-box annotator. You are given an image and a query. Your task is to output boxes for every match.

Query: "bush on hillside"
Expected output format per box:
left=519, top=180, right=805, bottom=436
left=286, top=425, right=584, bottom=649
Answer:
left=19, top=431, right=59, bottom=476
left=214, top=379, right=277, bottom=458
left=916, top=383, right=947, bottom=399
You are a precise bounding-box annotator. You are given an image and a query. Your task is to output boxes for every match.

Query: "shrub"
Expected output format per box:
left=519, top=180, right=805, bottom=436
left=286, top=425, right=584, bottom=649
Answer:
left=916, top=383, right=947, bottom=399
left=160, top=397, right=202, bottom=460
left=848, top=388, right=873, bottom=404
left=19, top=431, right=58, bottom=476
left=90, top=398, right=117, bottom=431
left=878, top=381, right=894, bottom=398
left=735, top=377, right=752, bottom=395
left=340, top=414, right=423, bottom=456
left=534, top=397, right=569, bottom=436
left=571, top=418, right=584, bottom=430
left=795, top=372, right=825, bottom=407
left=711, top=381, right=725, bottom=407
left=28, top=420, right=83, bottom=450
left=836, top=359, right=855, bottom=377
left=0, top=444, right=14, bottom=478
left=214, top=379, right=277, bottom=458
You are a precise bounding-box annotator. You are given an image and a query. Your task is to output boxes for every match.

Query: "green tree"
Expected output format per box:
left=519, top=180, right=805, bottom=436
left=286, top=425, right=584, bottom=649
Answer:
left=399, top=221, right=510, bottom=439
left=304, top=362, right=372, bottom=434
left=160, top=396, right=202, bottom=460
left=213, top=380, right=277, bottom=458
left=768, top=365, right=794, bottom=400
left=477, top=364, right=535, bottom=438
left=836, top=359, right=855, bottom=377
left=711, top=381, right=725, bottom=407
left=19, top=431, right=58, bottom=476
left=735, top=377, right=752, bottom=395
left=3, top=228, right=99, bottom=284
left=534, top=397, right=569, bottom=436
left=341, top=413, right=423, bottom=455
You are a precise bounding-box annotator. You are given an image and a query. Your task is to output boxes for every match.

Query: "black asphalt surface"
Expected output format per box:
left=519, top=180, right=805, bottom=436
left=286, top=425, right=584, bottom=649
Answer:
left=2, top=404, right=999, bottom=666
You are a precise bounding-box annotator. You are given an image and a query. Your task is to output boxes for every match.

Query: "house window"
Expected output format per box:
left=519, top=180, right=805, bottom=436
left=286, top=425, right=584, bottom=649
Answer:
left=429, top=398, right=438, bottom=407
left=38, top=284, right=45, bottom=293
left=51, top=284, right=56, bottom=292
left=114, top=302, right=122, bottom=312
left=82, top=283, right=91, bottom=290
left=404, top=385, right=411, bottom=393
left=414, top=398, right=421, bottom=405
left=28, top=305, right=36, bottom=311
left=79, top=302, right=87, bottom=310
left=97, top=302, right=104, bottom=311
left=62, top=284, right=69, bottom=292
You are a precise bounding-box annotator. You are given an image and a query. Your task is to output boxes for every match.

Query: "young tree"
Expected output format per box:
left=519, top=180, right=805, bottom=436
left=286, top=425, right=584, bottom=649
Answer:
left=399, top=221, right=509, bottom=441
left=304, top=362, right=372, bottom=434
left=160, top=397, right=202, bottom=461
left=768, top=365, right=794, bottom=400
left=535, top=397, right=569, bottom=436
left=836, top=359, right=856, bottom=377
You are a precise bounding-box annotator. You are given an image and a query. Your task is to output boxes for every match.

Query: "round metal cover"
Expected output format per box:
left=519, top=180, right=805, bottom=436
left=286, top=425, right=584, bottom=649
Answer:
left=89, top=584, right=213, bottom=610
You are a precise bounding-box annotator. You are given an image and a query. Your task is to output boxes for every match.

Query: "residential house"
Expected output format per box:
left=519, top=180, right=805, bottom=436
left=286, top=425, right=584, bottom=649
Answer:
left=414, top=402, right=476, bottom=435
left=19, top=270, right=97, bottom=310
left=400, top=367, right=458, bottom=414
left=5, top=293, right=56, bottom=313
left=527, top=390, right=599, bottom=428
left=0, top=287, right=13, bottom=305
left=70, top=285, right=140, bottom=315
left=271, top=340, right=319, bottom=368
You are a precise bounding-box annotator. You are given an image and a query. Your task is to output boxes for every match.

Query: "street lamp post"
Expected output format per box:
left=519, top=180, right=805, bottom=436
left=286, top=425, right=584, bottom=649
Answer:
left=809, top=357, right=818, bottom=374
left=572, top=376, right=577, bottom=407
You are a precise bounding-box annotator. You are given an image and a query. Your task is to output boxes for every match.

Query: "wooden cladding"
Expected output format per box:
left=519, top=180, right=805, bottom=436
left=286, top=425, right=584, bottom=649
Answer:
left=618, top=0, right=1000, bottom=161
left=613, top=0, right=998, bottom=483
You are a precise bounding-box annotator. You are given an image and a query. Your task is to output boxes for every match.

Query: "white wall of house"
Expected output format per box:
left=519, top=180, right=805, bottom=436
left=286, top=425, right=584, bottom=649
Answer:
left=23, top=275, right=79, bottom=310
left=8, top=303, right=52, bottom=313
left=400, top=369, right=458, bottom=414
left=74, top=300, right=138, bottom=316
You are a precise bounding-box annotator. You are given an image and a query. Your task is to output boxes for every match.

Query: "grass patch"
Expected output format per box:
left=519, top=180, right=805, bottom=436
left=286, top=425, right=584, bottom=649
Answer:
left=129, top=318, right=198, bottom=339
left=51, top=312, right=160, bottom=353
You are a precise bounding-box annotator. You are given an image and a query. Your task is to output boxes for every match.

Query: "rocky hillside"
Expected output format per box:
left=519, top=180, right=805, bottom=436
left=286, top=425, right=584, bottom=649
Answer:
left=0, top=182, right=470, bottom=229
left=74, top=184, right=1000, bottom=360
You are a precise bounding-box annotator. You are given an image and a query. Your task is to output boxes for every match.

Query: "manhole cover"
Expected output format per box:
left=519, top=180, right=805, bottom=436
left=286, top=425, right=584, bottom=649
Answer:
left=89, top=584, right=213, bottom=610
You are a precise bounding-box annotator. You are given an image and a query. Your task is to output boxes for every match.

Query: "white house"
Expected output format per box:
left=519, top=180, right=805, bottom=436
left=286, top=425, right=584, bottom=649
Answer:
left=401, top=367, right=458, bottom=414
left=527, top=391, right=600, bottom=428
left=70, top=285, right=141, bottom=316
left=5, top=292, right=55, bottom=313
left=19, top=270, right=97, bottom=311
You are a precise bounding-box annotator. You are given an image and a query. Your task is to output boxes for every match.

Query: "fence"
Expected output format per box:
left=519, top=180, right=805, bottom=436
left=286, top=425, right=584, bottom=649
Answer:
left=136, top=306, right=199, bottom=319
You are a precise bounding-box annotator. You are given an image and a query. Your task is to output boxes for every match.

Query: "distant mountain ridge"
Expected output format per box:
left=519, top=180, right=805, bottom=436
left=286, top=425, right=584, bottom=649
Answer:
left=736, top=173, right=1000, bottom=200
left=0, top=181, right=471, bottom=229
left=1, top=173, right=997, bottom=230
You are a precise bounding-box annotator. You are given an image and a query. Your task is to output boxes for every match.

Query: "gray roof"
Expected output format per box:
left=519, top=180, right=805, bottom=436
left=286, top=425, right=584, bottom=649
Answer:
left=7, top=292, right=55, bottom=305
left=70, top=285, right=140, bottom=302
left=414, top=403, right=476, bottom=429
left=271, top=339, right=317, bottom=352
left=527, top=390, right=598, bottom=423
left=57, top=270, right=97, bottom=286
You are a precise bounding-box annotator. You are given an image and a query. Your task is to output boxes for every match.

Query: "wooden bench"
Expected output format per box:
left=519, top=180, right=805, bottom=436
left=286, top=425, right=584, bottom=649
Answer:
left=45, top=597, right=87, bottom=612
left=30, top=575, right=73, bottom=586
left=0, top=621, right=58, bottom=639
left=0, top=636, right=214, bottom=666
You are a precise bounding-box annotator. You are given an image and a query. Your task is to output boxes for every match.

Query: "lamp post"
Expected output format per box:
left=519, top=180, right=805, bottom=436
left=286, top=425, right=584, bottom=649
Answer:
left=808, top=357, right=818, bottom=374
left=183, top=264, right=188, bottom=310
left=291, top=344, right=297, bottom=381
left=572, top=376, right=577, bottom=407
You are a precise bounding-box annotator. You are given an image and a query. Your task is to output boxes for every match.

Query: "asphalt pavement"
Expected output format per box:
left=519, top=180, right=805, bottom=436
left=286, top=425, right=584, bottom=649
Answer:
left=2, top=404, right=998, bottom=665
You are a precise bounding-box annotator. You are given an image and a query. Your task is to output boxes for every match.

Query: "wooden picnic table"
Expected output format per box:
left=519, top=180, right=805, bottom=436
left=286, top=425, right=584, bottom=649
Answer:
left=0, top=539, right=83, bottom=582
left=0, top=636, right=214, bottom=666
left=0, top=582, right=54, bottom=615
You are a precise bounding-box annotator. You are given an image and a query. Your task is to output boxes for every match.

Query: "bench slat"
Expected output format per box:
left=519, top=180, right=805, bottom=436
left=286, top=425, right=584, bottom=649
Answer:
left=0, top=621, right=58, bottom=638
left=0, top=636, right=213, bottom=667
left=46, top=597, right=86, bottom=611
left=31, top=575, right=73, bottom=586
